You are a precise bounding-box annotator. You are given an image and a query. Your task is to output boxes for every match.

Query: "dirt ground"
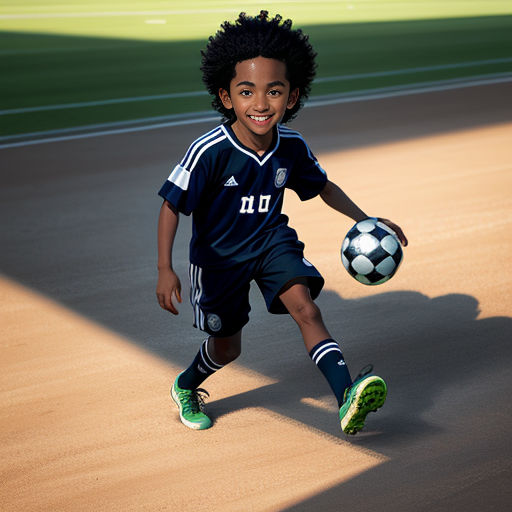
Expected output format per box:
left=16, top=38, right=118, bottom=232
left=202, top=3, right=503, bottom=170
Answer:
left=1, top=83, right=511, bottom=511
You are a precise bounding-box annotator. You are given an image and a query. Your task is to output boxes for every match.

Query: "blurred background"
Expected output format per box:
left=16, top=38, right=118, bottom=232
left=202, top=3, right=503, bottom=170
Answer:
left=1, top=0, right=511, bottom=139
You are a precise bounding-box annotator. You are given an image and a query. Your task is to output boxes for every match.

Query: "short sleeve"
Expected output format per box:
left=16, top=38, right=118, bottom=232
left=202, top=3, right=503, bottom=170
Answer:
left=158, top=153, right=209, bottom=216
left=286, top=138, right=327, bottom=201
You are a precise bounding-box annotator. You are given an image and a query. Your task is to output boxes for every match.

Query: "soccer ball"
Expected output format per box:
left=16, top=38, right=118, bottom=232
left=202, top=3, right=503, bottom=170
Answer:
left=341, top=218, right=403, bottom=285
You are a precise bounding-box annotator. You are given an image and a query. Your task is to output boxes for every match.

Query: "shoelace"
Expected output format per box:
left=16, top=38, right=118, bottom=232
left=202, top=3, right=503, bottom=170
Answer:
left=343, top=364, right=374, bottom=403
left=178, top=388, right=210, bottom=414
left=353, top=364, right=373, bottom=383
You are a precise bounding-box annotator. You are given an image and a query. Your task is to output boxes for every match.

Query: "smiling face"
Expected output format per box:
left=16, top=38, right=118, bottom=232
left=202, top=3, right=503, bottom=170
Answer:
left=219, top=56, right=299, bottom=154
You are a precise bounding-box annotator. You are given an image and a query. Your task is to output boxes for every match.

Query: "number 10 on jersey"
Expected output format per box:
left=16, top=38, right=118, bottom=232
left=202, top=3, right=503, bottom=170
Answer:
left=240, top=194, right=271, bottom=214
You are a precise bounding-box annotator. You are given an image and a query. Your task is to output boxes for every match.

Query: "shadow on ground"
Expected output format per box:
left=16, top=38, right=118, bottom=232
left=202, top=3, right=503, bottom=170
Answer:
left=209, top=289, right=511, bottom=442
left=1, top=87, right=512, bottom=510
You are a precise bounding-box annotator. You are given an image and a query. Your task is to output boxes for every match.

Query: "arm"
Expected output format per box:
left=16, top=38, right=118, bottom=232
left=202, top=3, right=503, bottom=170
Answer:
left=156, top=200, right=182, bottom=314
left=320, top=179, right=368, bottom=222
left=320, top=180, right=408, bottom=246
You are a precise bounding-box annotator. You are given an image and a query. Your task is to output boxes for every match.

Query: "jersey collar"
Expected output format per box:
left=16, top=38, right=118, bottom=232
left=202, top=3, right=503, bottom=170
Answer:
left=221, top=123, right=280, bottom=167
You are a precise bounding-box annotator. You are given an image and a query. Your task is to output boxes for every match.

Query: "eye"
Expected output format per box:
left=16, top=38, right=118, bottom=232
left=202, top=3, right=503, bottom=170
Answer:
left=268, top=89, right=281, bottom=96
left=240, top=90, right=252, bottom=96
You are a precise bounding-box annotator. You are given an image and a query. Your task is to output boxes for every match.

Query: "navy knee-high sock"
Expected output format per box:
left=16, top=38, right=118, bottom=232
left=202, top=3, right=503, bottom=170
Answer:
left=178, top=338, right=224, bottom=390
left=309, top=338, right=352, bottom=407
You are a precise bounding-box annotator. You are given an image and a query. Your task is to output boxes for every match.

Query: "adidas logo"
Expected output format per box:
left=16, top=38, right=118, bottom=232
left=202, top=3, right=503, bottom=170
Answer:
left=224, top=176, right=238, bottom=187
left=337, top=360, right=346, bottom=366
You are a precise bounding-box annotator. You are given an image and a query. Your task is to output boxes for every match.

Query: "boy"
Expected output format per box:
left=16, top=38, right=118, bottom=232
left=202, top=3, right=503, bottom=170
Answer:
left=156, top=11, right=407, bottom=434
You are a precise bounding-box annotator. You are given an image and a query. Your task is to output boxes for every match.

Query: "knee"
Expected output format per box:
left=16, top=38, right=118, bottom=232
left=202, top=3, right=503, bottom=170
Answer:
left=289, top=300, right=323, bottom=327
left=210, top=335, right=241, bottom=365
left=220, top=344, right=241, bottom=364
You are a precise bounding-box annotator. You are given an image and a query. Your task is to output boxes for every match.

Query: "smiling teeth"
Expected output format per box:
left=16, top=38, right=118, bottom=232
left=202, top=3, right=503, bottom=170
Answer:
left=250, top=115, right=271, bottom=121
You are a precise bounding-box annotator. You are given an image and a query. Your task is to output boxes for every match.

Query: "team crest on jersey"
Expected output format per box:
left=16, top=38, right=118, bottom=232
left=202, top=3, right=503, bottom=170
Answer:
left=274, top=167, right=288, bottom=188
left=207, top=314, right=222, bottom=332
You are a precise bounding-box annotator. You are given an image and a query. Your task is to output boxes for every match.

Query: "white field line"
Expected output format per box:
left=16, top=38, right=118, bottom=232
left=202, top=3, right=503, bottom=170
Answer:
left=0, top=42, right=161, bottom=56
left=0, top=115, right=221, bottom=149
left=1, top=73, right=511, bottom=149
left=314, top=57, right=512, bottom=83
left=2, top=58, right=511, bottom=116
left=0, top=9, right=238, bottom=20
left=0, top=111, right=217, bottom=141
left=1, top=91, right=207, bottom=115
left=306, top=72, right=512, bottom=106
left=0, top=0, right=341, bottom=18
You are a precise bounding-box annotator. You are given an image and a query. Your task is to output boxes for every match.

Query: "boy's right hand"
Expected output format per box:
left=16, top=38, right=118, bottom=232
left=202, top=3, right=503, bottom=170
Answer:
left=156, top=268, right=182, bottom=315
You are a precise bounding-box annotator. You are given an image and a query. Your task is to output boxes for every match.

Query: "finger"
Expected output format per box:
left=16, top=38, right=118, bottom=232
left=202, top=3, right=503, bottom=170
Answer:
left=175, top=288, right=182, bottom=304
left=165, top=292, right=179, bottom=315
left=164, top=293, right=177, bottom=314
left=394, top=229, right=408, bottom=247
left=157, top=293, right=168, bottom=311
left=379, top=218, right=408, bottom=247
left=393, top=225, right=408, bottom=247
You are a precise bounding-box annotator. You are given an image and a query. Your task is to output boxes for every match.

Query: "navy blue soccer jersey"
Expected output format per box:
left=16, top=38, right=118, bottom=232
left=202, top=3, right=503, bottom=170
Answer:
left=158, top=122, right=327, bottom=269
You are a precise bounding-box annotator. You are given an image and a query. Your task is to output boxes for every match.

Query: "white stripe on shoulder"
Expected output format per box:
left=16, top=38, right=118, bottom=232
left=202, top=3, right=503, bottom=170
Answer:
left=168, top=130, right=226, bottom=190
left=278, top=125, right=301, bottom=137
left=279, top=131, right=304, bottom=140
left=180, top=126, right=223, bottom=169
left=279, top=127, right=327, bottom=175
left=189, top=133, right=226, bottom=172
left=168, top=163, right=190, bottom=190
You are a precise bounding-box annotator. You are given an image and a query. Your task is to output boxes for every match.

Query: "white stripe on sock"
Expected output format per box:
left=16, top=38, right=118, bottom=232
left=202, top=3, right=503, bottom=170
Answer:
left=311, top=341, right=339, bottom=362
left=200, top=341, right=222, bottom=372
left=314, top=346, right=343, bottom=365
left=203, top=338, right=223, bottom=370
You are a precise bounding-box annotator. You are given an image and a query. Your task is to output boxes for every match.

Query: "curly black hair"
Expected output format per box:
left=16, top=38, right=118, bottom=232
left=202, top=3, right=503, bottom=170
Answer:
left=201, top=10, right=317, bottom=123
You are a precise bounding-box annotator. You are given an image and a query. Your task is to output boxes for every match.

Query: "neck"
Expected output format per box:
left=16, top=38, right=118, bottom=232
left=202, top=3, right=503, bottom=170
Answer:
left=231, top=122, right=274, bottom=156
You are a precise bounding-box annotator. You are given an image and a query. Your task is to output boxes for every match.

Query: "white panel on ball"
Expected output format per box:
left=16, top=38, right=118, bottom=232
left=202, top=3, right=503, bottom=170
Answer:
left=381, top=234, right=399, bottom=255
left=341, top=253, right=350, bottom=270
left=356, top=219, right=377, bottom=233
left=377, top=221, right=396, bottom=235
left=351, top=254, right=374, bottom=275
left=375, top=256, right=397, bottom=275
left=356, top=233, right=380, bottom=253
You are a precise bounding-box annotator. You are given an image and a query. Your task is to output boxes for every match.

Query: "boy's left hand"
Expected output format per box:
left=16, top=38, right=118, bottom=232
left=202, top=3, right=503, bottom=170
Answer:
left=377, top=218, right=408, bottom=247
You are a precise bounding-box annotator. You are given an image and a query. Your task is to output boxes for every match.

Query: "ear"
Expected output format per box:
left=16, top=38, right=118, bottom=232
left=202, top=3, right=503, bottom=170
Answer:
left=219, top=88, right=233, bottom=109
left=287, top=88, right=299, bottom=110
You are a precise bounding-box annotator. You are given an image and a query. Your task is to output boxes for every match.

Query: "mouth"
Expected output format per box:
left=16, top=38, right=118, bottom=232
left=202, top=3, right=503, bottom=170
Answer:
left=248, top=114, right=274, bottom=125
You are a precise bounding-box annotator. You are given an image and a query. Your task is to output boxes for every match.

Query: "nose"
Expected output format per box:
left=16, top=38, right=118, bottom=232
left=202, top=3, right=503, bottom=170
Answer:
left=254, top=91, right=269, bottom=112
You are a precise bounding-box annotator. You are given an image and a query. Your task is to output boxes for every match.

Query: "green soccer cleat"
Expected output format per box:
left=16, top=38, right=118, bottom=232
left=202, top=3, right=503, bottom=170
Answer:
left=339, top=365, right=387, bottom=435
left=171, top=373, right=212, bottom=430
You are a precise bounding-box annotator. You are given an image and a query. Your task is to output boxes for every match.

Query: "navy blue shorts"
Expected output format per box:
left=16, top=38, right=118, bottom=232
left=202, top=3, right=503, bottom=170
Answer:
left=188, top=243, right=324, bottom=337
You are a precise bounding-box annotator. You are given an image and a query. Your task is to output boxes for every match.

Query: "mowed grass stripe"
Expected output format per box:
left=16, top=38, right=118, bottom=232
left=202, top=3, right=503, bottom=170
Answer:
left=2, top=10, right=511, bottom=136
left=2, top=73, right=511, bottom=149
left=0, top=9, right=239, bottom=20
left=1, top=1, right=511, bottom=25
left=2, top=57, right=511, bottom=115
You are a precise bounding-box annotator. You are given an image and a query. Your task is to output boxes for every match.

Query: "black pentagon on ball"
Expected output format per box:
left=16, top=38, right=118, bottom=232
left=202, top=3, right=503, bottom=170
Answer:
left=341, top=218, right=403, bottom=285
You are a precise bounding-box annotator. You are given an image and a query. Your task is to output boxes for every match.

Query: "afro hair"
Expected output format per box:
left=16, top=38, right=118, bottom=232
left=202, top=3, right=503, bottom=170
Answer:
left=201, top=10, right=317, bottom=123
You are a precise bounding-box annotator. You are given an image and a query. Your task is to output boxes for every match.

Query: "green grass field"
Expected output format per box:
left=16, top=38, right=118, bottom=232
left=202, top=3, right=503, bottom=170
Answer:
left=1, top=1, right=511, bottom=137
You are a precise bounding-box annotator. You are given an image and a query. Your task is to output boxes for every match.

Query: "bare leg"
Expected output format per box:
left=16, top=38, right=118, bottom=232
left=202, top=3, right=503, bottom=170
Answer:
left=208, top=330, right=242, bottom=365
left=279, top=281, right=330, bottom=352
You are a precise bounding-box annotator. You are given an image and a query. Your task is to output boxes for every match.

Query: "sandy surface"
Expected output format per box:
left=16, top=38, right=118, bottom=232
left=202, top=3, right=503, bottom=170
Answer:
left=1, top=83, right=511, bottom=511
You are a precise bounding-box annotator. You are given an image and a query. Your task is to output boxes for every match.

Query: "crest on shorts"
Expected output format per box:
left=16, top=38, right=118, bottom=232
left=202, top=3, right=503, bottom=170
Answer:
left=207, top=314, right=222, bottom=332
left=274, top=167, right=288, bottom=188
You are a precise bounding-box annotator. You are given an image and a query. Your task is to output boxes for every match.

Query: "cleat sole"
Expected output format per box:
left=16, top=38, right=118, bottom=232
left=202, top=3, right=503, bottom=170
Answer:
left=340, top=376, right=387, bottom=435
